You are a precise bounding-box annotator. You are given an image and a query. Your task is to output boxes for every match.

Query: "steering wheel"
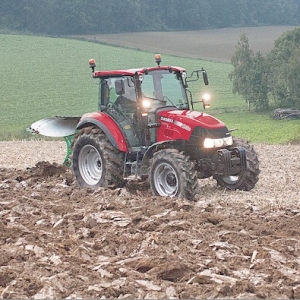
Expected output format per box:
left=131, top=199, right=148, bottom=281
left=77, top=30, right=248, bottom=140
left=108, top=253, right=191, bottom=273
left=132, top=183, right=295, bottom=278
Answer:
left=107, top=102, right=129, bottom=121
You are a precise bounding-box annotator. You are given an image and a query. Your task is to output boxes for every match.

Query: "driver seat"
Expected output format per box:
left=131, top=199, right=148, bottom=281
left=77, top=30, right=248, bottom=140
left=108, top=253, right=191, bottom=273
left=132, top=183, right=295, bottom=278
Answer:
left=114, top=80, right=136, bottom=114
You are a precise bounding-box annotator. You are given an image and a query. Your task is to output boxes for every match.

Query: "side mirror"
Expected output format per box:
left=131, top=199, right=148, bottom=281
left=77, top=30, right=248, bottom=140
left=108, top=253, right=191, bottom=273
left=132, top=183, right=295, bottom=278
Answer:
left=202, top=71, right=209, bottom=85
left=185, top=68, right=209, bottom=85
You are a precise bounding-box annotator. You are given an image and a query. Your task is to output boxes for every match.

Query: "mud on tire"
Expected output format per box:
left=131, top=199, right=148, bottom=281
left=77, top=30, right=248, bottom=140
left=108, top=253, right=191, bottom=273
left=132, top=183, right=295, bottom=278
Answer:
left=149, top=148, right=198, bottom=200
left=214, top=137, right=260, bottom=191
left=72, top=126, right=124, bottom=188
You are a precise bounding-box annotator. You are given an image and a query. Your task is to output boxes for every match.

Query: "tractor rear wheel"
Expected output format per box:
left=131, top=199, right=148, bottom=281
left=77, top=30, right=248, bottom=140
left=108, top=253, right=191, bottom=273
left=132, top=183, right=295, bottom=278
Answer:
left=149, top=149, right=198, bottom=200
left=72, top=126, right=124, bottom=188
left=214, top=137, right=260, bottom=191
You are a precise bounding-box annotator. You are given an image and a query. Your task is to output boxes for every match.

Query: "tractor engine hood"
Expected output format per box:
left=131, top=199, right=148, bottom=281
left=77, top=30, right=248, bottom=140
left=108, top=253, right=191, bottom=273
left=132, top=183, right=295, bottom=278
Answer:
left=158, top=109, right=226, bottom=130
left=156, top=109, right=228, bottom=142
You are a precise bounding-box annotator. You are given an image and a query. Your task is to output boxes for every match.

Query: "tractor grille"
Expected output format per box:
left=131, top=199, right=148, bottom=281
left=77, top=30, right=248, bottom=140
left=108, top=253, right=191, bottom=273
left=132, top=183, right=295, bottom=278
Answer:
left=191, top=126, right=229, bottom=139
left=187, top=126, right=231, bottom=158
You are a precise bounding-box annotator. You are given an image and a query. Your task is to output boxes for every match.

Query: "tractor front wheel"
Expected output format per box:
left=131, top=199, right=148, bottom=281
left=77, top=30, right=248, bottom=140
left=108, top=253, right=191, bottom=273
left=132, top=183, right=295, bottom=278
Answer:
left=149, top=149, right=198, bottom=200
left=72, top=126, right=124, bottom=188
left=214, top=137, right=260, bottom=191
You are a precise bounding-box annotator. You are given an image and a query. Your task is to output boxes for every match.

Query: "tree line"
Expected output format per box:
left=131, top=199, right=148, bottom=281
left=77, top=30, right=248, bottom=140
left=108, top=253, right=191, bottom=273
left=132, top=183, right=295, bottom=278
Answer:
left=1, top=0, right=300, bottom=35
left=230, top=28, right=300, bottom=112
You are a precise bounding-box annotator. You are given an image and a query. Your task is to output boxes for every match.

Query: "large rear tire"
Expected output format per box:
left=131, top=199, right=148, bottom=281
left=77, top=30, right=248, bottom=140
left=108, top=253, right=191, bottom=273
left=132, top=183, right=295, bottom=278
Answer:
left=72, top=126, right=124, bottom=188
left=214, top=137, right=260, bottom=191
left=149, top=149, right=198, bottom=200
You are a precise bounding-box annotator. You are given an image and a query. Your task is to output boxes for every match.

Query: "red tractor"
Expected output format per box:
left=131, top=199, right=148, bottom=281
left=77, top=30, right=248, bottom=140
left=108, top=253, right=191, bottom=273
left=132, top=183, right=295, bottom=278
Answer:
left=30, top=54, right=259, bottom=200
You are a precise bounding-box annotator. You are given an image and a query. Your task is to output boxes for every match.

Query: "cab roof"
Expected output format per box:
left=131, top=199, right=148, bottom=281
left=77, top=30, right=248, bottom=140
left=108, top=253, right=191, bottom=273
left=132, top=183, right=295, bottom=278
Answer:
left=92, top=65, right=186, bottom=79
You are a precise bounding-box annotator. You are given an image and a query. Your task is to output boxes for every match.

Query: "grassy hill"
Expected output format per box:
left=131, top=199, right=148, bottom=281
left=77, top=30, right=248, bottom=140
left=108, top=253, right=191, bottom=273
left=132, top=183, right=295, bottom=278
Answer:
left=1, top=31, right=300, bottom=143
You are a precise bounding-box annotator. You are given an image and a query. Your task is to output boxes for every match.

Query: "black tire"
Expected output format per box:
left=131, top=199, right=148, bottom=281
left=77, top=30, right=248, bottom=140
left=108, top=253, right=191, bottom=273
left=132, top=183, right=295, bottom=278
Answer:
left=214, top=137, right=260, bottom=191
left=72, top=126, right=124, bottom=188
left=149, top=149, right=198, bottom=200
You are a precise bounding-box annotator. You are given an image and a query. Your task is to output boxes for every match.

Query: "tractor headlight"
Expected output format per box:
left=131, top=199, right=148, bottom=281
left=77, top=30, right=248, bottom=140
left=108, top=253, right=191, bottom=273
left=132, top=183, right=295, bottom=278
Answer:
left=203, top=136, right=233, bottom=148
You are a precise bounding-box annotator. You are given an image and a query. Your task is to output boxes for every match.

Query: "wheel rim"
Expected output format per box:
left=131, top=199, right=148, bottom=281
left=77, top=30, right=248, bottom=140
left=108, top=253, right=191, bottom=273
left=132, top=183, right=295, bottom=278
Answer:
left=222, top=175, right=239, bottom=185
left=153, top=162, right=178, bottom=197
left=78, top=144, right=103, bottom=185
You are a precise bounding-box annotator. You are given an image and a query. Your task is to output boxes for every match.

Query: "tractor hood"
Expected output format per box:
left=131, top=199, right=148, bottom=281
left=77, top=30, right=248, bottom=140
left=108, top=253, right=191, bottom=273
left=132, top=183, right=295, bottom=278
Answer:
left=157, top=109, right=226, bottom=130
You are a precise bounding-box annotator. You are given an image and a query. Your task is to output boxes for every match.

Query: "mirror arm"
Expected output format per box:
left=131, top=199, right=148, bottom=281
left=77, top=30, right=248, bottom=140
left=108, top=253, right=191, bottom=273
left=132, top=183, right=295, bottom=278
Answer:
left=186, top=68, right=209, bottom=85
left=186, top=89, right=194, bottom=110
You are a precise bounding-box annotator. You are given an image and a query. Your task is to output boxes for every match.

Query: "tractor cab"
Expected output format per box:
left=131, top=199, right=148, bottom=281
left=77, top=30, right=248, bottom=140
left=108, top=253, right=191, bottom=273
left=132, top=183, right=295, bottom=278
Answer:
left=90, top=54, right=208, bottom=148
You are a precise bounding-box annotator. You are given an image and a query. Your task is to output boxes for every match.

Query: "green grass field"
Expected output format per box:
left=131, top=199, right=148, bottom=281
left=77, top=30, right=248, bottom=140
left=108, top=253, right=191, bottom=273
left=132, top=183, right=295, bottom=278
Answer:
left=1, top=34, right=300, bottom=144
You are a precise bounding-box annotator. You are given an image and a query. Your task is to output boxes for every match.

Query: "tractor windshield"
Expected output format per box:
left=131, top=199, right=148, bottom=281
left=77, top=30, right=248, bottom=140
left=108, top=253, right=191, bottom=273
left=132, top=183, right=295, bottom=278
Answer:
left=141, top=70, right=188, bottom=110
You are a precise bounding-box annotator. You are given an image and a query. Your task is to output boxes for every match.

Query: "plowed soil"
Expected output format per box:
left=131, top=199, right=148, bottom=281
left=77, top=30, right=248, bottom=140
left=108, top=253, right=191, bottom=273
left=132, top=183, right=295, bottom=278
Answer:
left=1, top=141, right=300, bottom=299
left=80, top=26, right=298, bottom=62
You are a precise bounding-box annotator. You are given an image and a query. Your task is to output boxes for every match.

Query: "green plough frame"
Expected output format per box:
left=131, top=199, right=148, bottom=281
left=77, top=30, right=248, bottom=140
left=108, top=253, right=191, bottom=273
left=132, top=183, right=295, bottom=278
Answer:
left=63, top=135, right=74, bottom=166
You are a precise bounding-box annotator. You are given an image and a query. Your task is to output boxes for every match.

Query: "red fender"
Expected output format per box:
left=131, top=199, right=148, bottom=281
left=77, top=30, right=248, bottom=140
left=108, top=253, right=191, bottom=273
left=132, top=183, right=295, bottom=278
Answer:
left=76, top=112, right=129, bottom=152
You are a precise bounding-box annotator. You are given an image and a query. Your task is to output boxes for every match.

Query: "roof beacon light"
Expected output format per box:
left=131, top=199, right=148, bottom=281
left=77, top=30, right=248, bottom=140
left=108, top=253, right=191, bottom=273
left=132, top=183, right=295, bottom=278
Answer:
left=155, top=54, right=162, bottom=66
left=89, top=58, right=96, bottom=72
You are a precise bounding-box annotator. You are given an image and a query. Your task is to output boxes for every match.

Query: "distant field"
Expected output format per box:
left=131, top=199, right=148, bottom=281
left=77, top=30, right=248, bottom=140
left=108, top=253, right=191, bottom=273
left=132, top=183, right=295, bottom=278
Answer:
left=77, top=26, right=298, bottom=62
left=1, top=28, right=300, bottom=143
left=0, top=34, right=227, bottom=139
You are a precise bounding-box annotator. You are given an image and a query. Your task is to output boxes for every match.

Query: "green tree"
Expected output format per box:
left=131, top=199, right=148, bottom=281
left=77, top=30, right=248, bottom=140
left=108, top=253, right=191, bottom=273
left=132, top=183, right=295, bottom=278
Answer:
left=287, top=49, right=300, bottom=108
left=250, top=52, right=269, bottom=110
left=229, top=34, right=254, bottom=111
left=229, top=34, right=269, bottom=111
left=1, top=0, right=300, bottom=35
left=268, top=28, right=300, bottom=108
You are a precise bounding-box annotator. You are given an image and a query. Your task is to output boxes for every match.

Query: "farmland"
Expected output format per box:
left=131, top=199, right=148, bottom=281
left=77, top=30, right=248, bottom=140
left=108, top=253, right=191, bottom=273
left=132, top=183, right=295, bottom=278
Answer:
left=1, top=27, right=300, bottom=299
left=1, top=26, right=300, bottom=143
left=79, top=26, right=298, bottom=62
left=1, top=141, right=300, bottom=299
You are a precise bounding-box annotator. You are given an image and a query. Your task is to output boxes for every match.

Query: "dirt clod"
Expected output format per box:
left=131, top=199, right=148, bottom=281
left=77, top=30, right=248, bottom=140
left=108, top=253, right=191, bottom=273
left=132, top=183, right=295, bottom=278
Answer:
left=0, top=141, right=300, bottom=299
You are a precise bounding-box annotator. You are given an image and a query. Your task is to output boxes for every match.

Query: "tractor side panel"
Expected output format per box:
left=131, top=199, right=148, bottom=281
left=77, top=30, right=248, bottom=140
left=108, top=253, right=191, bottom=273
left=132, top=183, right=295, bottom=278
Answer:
left=77, top=112, right=128, bottom=152
left=156, top=120, right=189, bottom=142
